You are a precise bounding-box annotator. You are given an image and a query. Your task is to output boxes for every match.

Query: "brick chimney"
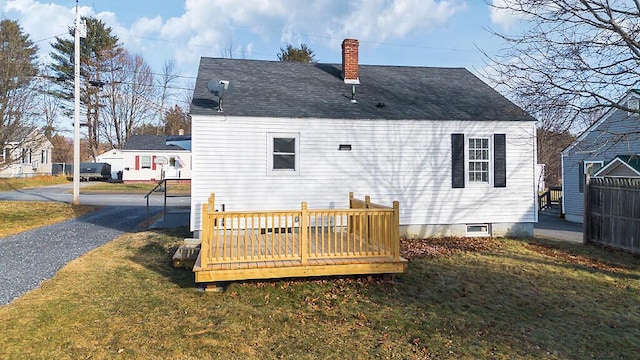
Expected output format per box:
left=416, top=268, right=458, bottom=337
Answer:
left=342, top=39, right=360, bottom=84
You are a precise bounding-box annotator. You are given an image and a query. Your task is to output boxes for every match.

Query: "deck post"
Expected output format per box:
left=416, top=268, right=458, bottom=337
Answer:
left=201, top=203, right=210, bottom=267
left=301, top=202, right=308, bottom=264
left=393, top=200, right=400, bottom=261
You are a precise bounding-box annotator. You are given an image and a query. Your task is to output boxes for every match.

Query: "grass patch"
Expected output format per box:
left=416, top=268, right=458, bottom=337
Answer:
left=0, top=175, right=70, bottom=191
left=1, top=234, right=639, bottom=359
left=81, top=182, right=190, bottom=194
left=0, top=201, right=97, bottom=237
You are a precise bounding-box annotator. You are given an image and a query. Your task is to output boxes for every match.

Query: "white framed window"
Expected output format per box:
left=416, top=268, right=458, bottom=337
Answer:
left=466, top=224, right=491, bottom=237
left=141, top=155, right=152, bottom=169
left=267, top=132, right=299, bottom=175
left=468, top=137, right=490, bottom=183
left=584, top=160, right=603, bottom=178
left=41, top=149, right=48, bottom=164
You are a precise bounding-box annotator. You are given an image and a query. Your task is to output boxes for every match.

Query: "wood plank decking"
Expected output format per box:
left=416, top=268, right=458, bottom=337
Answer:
left=193, top=193, right=407, bottom=283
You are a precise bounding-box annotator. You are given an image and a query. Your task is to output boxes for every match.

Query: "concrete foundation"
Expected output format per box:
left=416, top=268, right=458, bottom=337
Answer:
left=401, top=222, right=534, bottom=239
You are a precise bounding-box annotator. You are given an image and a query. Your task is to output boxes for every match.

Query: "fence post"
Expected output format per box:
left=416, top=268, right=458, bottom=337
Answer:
left=301, top=202, right=308, bottom=264
left=393, top=201, right=400, bottom=261
left=583, top=176, right=589, bottom=244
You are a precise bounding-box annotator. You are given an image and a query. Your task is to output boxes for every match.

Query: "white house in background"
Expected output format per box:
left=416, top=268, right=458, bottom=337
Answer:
left=189, top=39, right=538, bottom=238
left=96, top=148, right=124, bottom=179
left=121, top=134, right=191, bottom=183
left=562, top=89, right=640, bottom=223
left=0, top=127, right=53, bottom=178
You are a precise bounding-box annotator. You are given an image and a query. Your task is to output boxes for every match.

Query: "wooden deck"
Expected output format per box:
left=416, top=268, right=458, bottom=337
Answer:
left=193, top=193, right=407, bottom=283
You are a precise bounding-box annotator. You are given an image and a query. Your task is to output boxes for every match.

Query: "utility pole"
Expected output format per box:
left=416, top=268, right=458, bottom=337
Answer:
left=72, top=0, right=85, bottom=205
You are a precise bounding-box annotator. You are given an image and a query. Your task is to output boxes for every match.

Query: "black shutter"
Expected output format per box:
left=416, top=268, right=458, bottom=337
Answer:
left=452, top=133, right=465, bottom=188
left=494, top=134, right=506, bottom=188
left=578, top=161, right=584, bottom=193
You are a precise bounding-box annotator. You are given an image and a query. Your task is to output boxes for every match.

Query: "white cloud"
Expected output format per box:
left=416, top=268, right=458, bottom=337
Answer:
left=489, top=0, right=521, bottom=30
left=0, top=0, right=472, bottom=76
left=337, top=0, right=467, bottom=42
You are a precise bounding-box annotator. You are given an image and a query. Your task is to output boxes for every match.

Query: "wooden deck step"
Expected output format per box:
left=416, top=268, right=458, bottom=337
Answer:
left=172, top=244, right=200, bottom=268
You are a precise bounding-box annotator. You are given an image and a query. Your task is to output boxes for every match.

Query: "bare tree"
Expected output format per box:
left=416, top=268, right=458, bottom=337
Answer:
left=100, top=49, right=156, bottom=149
left=0, top=19, right=39, bottom=170
left=153, top=59, right=180, bottom=134
left=483, top=1, right=640, bottom=132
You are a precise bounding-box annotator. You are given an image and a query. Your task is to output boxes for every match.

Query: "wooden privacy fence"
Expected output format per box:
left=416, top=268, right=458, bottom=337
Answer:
left=584, top=177, right=640, bottom=253
left=199, top=192, right=400, bottom=267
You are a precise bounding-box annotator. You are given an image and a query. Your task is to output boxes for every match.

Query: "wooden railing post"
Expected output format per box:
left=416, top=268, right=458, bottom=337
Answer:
left=348, top=192, right=354, bottom=234
left=200, top=194, right=215, bottom=266
left=300, top=202, right=308, bottom=264
left=364, top=196, right=371, bottom=240
left=393, top=200, right=400, bottom=261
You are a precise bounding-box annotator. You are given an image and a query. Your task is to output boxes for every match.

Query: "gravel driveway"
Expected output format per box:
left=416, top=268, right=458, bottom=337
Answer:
left=0, top=205, right=161, bottom=305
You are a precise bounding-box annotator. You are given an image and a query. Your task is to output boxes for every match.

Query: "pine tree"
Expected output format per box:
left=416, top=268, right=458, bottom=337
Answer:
left=0, top=19, right=39, bottom=169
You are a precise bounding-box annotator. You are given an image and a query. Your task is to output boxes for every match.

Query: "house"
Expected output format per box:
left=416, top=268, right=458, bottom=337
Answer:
left=189, top=39, right=538, bottom=239
left=561, top=89, right=640, bottom=223
left=96, top=148, right=124, bottom=180
left=121, top=134, right=191, bottom=183
left=0, top=127, right=53, bottom=178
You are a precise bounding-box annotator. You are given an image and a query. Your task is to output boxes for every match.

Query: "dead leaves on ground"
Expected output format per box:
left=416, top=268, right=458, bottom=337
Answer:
left=401, top=237, right=500, bottom=260
left=524, top=242, right=635, bottom=273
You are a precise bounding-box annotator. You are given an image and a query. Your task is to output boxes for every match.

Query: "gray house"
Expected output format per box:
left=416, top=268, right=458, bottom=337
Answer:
left=561, top=89, right=640, bottom=223
left=190, top=39, right=539, bottom=238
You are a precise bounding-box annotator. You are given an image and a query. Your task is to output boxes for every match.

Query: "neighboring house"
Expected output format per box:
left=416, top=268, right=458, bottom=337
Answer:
left=96, top=148, right=124, bottom=179
left=121, top=134, right=191, bottom=183
left=0, top=127, right=53, bottom=178
left=189, top=39, right=538, bottom=238
left=561, top=89, right=640, bottom=223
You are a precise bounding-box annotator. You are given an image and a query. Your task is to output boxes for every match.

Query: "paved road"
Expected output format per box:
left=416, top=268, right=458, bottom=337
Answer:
left=0, top=184, right=190, bottom=305
left=0, top=182, right=190, bottom=207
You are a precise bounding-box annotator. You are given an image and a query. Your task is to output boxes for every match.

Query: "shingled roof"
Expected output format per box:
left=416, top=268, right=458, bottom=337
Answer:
left=191, top=58, right=535, bottom=122
left=123, top=135, right=190, bottom=151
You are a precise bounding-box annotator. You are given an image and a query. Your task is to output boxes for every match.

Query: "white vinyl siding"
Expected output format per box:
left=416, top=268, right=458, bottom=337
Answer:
left=191, top=116, right=537, bottom=231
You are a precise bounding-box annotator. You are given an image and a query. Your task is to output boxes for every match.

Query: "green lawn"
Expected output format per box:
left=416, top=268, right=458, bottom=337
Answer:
left=0, top=175, right=70, bottom=191
left=0, top=201, right=97, bottom=237
left=81, top=181, right=190, bottom=194
left=0, top=232, right=638, bottom=359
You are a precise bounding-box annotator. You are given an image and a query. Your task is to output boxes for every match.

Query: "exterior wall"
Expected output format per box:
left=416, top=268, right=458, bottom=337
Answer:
left=96, top=149, right=124, bottom=179
left=122, top=150, right=191, bottom=182
left=0, top=133, right=53, bottom=178
left=191, top=115, right=537, bottom=236
left=562, top=106, right=640, bottom=223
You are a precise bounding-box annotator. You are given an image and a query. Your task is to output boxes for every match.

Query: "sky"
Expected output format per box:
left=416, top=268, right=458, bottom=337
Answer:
left=0, top=0, right=518, bottom=94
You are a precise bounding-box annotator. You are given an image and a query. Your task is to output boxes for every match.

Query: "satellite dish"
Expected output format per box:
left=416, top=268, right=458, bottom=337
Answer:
left=207, top=80, right=233, bottom=112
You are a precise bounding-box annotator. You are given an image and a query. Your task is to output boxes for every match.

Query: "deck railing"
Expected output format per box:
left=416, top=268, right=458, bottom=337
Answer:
left=538, top=186, right=562, bottom=210
left=200, top=192, right=400, bottom=267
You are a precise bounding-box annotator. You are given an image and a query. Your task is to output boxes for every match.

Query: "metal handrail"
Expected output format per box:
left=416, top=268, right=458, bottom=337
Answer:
left=145, top=179, right=166, bottom=228
left=144, top=178, right=192, bottom=228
